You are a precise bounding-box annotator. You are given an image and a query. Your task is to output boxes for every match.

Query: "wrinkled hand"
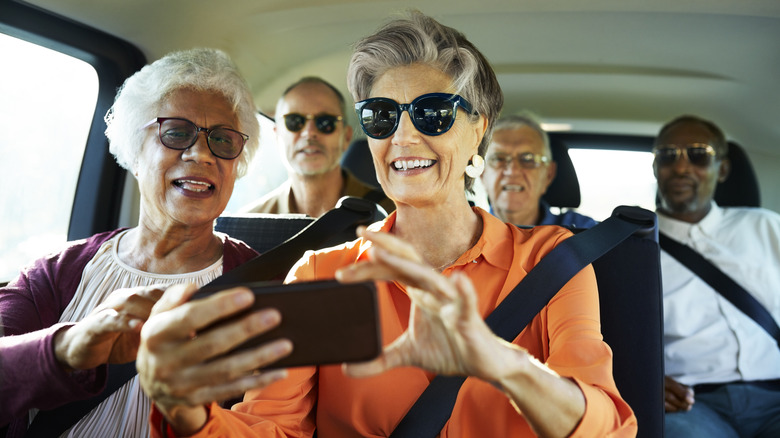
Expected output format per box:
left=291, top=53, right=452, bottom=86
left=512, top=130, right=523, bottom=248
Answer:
left=137, top=283, right=292, bottom=434
left=665, top=376, right=695, bottom=412
left=336, top=227, right=523, bottom=382
left=54, top=285, right=164, bottom=370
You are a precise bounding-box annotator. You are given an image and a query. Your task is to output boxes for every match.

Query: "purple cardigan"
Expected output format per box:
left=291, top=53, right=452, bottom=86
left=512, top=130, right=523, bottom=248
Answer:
left=0, top=229, right=257, bottom=434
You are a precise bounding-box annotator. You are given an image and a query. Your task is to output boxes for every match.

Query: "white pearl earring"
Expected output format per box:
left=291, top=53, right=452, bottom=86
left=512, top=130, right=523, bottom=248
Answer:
left=465, top=154, right=484, bottom=178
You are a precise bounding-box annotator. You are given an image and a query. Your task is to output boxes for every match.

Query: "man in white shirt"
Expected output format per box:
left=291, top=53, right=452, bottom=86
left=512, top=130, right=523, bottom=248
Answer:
left=654, top=115, right=780, bottom=437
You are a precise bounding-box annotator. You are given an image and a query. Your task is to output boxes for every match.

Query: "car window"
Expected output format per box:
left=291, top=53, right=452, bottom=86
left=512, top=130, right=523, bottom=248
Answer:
left=0, top=33, right=98, bottom=282
left=223, top=114, right=287, bottom=214
left=568, top=148, right=657, bottom=221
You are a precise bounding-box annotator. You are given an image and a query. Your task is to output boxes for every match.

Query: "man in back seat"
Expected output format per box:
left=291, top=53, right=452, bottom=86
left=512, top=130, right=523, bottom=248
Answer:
left=480, top=113, right=596, bottom=227
left=654, top=115, right=780, bottom=437
left=240, top=77, right=394, bottom=217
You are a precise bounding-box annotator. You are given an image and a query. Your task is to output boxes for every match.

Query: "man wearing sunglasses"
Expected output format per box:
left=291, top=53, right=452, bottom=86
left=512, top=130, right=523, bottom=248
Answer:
left=241, top=77, right=393, bottom=217
left=655, top=115, right=780, bottom=437
left=480, top=113, right=597, bottom=227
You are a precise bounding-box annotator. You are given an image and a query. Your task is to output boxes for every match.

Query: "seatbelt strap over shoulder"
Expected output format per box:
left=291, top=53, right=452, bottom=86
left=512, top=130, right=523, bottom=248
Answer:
left=658, top=232, right=780, bottom=348
left=390, top=206, right=656, bottom=438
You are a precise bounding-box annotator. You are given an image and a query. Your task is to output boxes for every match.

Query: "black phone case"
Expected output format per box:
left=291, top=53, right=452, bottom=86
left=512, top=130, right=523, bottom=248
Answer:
left=194, top=280, right=381, bottom=369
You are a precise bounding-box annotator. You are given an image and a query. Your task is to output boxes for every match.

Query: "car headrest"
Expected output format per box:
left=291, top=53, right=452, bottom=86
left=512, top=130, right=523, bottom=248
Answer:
left=714, top=141, right=761, bottom=207
left=341, top=138, right=380, bottom=188
left=543, top=139, right=582, bottom=208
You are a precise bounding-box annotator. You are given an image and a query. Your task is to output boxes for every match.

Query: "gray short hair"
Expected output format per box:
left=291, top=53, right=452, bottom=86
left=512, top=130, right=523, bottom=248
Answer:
left=104, top=48, right=260, bottom=178
left=347, top=10, right=503, bottom=191
left=492, top=112, right=551, bottom=158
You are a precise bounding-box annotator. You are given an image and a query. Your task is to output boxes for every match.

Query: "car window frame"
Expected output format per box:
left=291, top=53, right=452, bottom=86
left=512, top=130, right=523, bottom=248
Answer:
left=0, top=0, right=146, bottom=242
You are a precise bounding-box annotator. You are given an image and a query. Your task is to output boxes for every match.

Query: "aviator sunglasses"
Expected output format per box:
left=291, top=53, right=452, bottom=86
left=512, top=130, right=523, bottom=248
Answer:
left=354, top=93, right=475, bottom=139
left=652, top=143, right=718, bottom=167
left=283, top=113, right=343, bottom=134
left=142, top=117, right=248, bottom=160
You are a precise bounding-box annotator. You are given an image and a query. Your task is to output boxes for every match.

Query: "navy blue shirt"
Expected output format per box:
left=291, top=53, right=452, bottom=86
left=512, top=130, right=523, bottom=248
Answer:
left=538, top=200, right=598, bottom=228
left=489, top=199, right=598, bottom=229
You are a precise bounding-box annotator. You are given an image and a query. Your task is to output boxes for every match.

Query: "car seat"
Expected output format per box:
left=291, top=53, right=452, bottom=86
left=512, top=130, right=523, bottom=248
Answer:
left=714, top=141, right=761, bottom=207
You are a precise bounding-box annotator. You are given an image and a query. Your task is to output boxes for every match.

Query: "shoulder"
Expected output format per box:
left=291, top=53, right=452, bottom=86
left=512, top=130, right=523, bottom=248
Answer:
left=286, top=215, right=390, bottom=282
left=239, top=181, right=291, bottom=214
left=713, top=205, right=780, bottom=233
left=287, top=238, right=367, bottom=283
left=220, top=234, right=259, bottom=271
left=478, top=208, right=573, bottom=270
left=24, top=229, right=125, bottom=275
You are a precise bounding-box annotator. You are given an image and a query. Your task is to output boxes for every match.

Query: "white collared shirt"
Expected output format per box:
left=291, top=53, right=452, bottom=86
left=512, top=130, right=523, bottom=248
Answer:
left=659, top=202, right=780, bottom=386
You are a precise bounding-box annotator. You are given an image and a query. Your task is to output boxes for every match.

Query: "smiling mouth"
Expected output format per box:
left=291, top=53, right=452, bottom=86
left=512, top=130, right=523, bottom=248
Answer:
left=502, top=184, right=525, bottom=192
left=174, top=179, right=214, bottom=192
left=392, top=159, right=435, bottom=171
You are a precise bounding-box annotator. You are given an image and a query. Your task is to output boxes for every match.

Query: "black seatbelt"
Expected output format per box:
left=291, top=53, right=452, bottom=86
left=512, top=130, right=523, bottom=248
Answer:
left=659, top=232, right=780, bottom=348
left=25, top=197, right=380, bottom=437
left=390, top=206, right=656, bottom=438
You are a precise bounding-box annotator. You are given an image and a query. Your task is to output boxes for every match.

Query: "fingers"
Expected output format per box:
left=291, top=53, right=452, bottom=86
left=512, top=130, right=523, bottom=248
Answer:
left=664, top=376, right=694, bottom=412
left=176, top=309, right=285, bottom=366
left=343, top=334, right=408, bottom=378
left=138, top=284, right=294, bottom=411
left=144, top=285, right=255, bottom=343
left=96, top=285, right=166, bottom=330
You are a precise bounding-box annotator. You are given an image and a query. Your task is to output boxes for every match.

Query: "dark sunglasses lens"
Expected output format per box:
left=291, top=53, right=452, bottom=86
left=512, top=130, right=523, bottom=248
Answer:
left=284, top=114, right=305, bottom=132
left=687, top=147, right=712, bottom=166
left=315, top=115, right=338, bottom=134
left=413, top=96, right=454, bottom=135
left=208, top=129, right=244, bottom=159
left=359, top=100, right=398, bottom=138
left=159, top=119, right=197, bottom=149
left=655, top=148, right=678, bottom=166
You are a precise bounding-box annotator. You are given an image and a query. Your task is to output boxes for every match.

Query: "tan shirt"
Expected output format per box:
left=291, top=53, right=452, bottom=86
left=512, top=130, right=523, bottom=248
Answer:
left=240, top=170, right=395, bottom=216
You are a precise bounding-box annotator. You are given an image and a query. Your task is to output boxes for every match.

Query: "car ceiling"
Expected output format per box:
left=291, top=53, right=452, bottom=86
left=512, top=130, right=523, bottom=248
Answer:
left=24, top=0, right=780, bottom=157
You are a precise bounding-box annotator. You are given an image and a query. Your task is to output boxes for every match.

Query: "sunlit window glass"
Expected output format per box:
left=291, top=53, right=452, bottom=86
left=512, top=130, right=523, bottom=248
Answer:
left=568, top=149, right=656, bottom=221
left=0, top=33, right=98, bottom=282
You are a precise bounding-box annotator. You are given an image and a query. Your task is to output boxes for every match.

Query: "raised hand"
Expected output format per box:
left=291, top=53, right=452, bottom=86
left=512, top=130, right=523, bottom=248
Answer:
left=137, top=283, right=292, bottom=434
left=54, top=285, right=164, bottom=370
left=336, top=227, right=524, bottom=382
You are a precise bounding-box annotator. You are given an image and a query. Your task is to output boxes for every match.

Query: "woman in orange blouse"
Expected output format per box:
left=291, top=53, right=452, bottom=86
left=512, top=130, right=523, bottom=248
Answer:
left=138, top=11, right=637, bottom=437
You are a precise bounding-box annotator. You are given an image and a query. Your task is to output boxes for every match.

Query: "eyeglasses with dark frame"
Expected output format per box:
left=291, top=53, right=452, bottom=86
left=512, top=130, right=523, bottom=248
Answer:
left=282, top=113, right=343, bottom=134
left=652, top=143, right=718, bottom=167
left=354, top=92, right=476, bottom=139
left=486, top=152, right=551, bottom=170
left=141, top=117, right=248, bottom=160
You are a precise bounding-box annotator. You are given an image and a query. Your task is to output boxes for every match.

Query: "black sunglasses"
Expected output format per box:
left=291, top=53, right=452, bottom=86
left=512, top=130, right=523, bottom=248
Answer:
left=283, top=113, right=343, bottom=134
left=354, top=92, right=475, bottom=139
left=142, top=117, right=248, bottom=160
left=653, top=143, right=717, bottom=167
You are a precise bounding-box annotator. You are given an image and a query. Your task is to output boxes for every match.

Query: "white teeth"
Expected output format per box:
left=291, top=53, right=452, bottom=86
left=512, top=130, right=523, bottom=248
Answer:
left=392, top=159, right=434, bottom=171
left=503, top=184, right=525, bottom=192
left=176, top=179, right=213, bottom=192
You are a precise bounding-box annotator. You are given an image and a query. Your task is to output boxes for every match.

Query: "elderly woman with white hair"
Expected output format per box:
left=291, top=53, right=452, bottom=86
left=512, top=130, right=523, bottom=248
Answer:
left=0, top=47, right=261, bottom=437
left=138, top=11, right=637, bottom=438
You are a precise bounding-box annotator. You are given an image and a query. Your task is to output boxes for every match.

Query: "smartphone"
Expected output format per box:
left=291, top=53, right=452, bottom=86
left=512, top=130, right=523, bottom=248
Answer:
left=193, top=280, right=381, bottom=369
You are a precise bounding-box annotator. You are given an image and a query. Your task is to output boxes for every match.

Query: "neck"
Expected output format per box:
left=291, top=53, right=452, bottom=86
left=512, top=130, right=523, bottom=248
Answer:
left=392, top=196, right=482, bottom=271
left=119, top=220, right=222, bottom=274
left=496, top=205, right=541, bottom=226
left=659, top=201, right=712, bottom=224
left=289, top=167, right=345, bottom=217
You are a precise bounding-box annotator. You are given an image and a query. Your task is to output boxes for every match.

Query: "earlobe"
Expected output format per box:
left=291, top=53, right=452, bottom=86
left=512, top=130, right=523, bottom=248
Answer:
left=718, top=158, right=731, bottom=183
left=544, top=162, right=558, bottom=190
